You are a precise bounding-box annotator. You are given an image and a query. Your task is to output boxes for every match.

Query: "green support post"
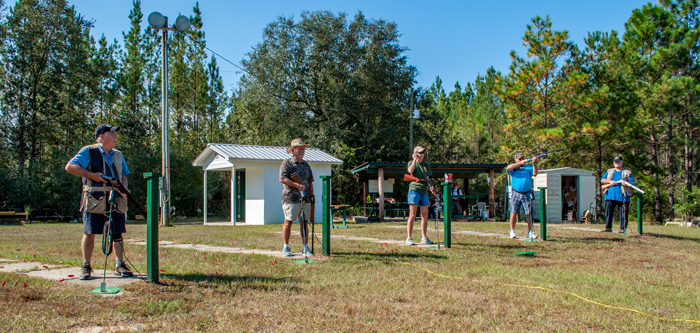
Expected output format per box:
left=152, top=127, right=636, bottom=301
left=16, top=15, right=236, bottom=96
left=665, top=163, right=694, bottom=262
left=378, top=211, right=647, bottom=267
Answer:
left=538, top=187, right=547, bottom=241
left=443, top=181, right=452, bottom=248
left=637, top=191, right=643, bottom=235
left=143, top=172, right=161, bottom=284
left=320, top=176, right=332, bottom=255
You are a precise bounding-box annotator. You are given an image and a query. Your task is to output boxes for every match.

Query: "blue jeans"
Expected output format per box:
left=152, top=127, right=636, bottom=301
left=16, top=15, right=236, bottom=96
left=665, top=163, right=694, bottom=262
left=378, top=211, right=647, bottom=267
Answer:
left=407, top=190, right=430, bottom=206
left=604, top=200, right=629, bottom=230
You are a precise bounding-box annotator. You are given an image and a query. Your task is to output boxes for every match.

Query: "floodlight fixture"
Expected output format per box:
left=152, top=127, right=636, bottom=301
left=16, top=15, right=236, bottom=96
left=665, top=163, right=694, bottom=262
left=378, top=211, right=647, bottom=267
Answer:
left=175, top=15, right=191, bottom=32
left=413, top=108, right=420, bottom=119
left=148, top=12, right=165, bottom=29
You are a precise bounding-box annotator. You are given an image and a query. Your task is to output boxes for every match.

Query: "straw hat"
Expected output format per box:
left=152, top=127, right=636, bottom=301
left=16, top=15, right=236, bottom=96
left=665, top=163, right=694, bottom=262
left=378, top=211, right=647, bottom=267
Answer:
left=287, top=138, right=309, bottom=153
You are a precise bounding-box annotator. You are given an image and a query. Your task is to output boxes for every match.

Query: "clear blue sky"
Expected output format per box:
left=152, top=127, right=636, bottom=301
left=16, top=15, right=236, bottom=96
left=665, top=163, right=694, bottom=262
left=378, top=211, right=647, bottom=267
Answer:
left=13, top=0, right=651, bottom=91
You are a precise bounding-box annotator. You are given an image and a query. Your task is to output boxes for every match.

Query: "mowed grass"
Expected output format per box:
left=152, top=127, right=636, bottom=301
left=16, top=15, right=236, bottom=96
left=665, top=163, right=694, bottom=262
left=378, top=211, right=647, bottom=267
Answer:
left=1, top=220, right=699, bottom=332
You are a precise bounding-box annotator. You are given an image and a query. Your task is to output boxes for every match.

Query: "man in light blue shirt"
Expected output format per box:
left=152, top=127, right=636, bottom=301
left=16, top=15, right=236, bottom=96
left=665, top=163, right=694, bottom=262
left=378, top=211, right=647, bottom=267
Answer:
left=65, top=124, right=133, bottom=280
left=506, top=153, right=538, bottom=239
left=601, top=155, right=635, bottom=234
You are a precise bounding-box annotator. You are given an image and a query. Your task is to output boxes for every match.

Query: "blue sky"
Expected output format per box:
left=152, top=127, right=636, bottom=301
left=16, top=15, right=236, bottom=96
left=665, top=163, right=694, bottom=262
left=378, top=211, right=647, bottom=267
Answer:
left=14, top=0, right=651, bottom=91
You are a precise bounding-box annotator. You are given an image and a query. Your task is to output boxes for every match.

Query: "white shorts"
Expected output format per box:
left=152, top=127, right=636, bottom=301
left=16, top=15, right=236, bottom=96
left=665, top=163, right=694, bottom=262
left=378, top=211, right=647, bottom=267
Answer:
left=283, top=203, right=311, bottom=221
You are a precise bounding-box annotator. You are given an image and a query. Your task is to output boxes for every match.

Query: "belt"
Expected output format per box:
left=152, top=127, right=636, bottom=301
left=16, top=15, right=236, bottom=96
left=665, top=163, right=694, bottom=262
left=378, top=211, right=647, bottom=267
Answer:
left=512, top=189, right=532, bottom=195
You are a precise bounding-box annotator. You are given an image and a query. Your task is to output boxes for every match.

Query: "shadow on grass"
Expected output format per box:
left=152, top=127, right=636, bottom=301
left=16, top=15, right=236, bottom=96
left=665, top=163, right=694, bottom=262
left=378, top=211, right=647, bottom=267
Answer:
left=334, top=251, right=449, bottom=260
left=645, top=232, right=700, bottom=243
left=163, top=273, right=300, bottom=290
left=550, top=236, right=629, bottom=243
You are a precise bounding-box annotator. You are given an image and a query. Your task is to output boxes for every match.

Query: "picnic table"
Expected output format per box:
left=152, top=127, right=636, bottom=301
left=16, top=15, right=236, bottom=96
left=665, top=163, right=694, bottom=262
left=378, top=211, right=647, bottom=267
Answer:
left=451, top=194, right=481, bottom=219
left=0, top=211, right=27, bottom=222
left=330, top=204, right=350, bottom=229
left=362, top=202, right=409, bottom=219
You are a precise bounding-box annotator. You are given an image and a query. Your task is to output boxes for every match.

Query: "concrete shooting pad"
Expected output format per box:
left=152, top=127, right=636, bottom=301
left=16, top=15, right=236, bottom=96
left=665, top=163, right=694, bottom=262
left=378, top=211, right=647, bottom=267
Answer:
left=26, top=266, right=146, bottom=288
left=0, top=259, right=145, bottom=290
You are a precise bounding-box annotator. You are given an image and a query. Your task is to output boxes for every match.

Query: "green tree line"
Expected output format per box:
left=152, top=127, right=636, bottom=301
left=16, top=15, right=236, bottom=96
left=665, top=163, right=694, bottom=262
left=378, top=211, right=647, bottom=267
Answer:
left=0, top=0, right=698, bottom=222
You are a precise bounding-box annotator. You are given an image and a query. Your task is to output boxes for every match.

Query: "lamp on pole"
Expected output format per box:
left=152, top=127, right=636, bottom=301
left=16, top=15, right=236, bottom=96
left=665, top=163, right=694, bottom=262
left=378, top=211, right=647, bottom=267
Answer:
left=148, top=12, right=191, bottom=227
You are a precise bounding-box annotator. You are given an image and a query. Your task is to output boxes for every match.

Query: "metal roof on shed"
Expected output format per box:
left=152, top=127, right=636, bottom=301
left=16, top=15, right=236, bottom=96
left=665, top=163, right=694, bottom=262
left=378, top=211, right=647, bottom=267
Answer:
left=192, top=143, right=343, bottom=167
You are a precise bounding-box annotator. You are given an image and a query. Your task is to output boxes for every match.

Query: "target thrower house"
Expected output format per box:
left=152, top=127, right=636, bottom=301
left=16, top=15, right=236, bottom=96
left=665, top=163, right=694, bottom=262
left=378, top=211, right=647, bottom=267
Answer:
left=192, top=144, right=343, bottom=225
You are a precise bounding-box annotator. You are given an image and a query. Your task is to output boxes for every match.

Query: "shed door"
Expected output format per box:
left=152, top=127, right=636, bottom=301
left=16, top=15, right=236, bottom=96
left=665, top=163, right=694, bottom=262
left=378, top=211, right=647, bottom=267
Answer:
left=235, top=170, right=245, bottom=222
left=578, top=176, right=595, bottom=217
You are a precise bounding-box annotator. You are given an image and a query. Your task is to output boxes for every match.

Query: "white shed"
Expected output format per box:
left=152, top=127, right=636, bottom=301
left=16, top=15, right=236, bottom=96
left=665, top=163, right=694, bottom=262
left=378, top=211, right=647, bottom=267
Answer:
left=530, top=167, right=596, bottom=223
left=192, top=144, right=343, bottom=225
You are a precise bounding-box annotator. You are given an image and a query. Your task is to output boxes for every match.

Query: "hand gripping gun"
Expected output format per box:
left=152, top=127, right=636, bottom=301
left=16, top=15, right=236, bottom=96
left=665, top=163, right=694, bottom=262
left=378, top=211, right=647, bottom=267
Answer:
left=101, top=175, right=146, bottom=217
left=403, top=174, right=438, bottom=196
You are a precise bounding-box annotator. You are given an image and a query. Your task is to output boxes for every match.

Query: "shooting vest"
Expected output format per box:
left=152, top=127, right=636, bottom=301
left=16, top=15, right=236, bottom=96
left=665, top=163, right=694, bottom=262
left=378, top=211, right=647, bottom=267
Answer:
left=604, top=168, right=632, bottom=197
left=79, top=144, right=127, bottom=214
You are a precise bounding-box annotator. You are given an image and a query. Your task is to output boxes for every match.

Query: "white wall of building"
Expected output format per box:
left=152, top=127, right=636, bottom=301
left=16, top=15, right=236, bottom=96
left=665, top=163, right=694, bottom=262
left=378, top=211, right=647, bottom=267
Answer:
left=230, top=161, right=331, bottom=225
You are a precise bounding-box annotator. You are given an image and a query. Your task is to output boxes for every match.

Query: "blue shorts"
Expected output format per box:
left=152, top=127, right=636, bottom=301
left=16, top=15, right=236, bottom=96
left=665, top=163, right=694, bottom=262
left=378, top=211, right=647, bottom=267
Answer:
left=510, top=191, right=532, bottom=215
left=407, top=190, right=430, bottom=207
left=83, top=211, right=126, bottom=235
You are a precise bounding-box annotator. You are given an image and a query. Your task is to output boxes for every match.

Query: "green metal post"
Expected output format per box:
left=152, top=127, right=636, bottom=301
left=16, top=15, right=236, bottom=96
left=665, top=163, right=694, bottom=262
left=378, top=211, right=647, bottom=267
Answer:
left=637, top=191, right=643, bottom=235
left=320, top=176, right=332, bottom=255
left=443, top=181, right=452, bottom=248
left=143, top=172, right=161, bottom=284
left=538, top=187, right=547, bottom=241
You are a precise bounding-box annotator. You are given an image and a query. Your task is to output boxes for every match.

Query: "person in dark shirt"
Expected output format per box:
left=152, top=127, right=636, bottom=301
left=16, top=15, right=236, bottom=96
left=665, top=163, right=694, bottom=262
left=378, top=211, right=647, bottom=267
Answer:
left=405, top=146, right=436, bottom=245
left=279, top=138, right=315, bottom=256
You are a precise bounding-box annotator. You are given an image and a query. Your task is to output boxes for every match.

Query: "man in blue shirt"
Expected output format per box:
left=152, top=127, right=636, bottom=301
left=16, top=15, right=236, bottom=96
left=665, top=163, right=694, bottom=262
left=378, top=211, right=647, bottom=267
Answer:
left=506, top=153, right=538, bottom=239
left=65, top=124, right=133, bottom=280
left=601, top=155, right=635, bottom=234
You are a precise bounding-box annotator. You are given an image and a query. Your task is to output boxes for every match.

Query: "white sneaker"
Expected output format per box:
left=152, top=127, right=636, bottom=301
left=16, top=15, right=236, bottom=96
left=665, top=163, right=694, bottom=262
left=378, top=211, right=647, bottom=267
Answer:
left=405, top=237, right=414, bottom=245
left=282, top=245, right=292, bottom=256
left=302, top=245, right=314, bottom=256
left=527, top=231, right=538, bottom=239
left=509, top=230, right=518, bottom=239
left=421, top=237, right=434, bottom=245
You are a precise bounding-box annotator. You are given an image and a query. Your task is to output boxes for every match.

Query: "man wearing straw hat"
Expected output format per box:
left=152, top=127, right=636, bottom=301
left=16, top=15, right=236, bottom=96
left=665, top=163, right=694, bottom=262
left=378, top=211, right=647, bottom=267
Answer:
left=279, top=138, right=315, bottom=256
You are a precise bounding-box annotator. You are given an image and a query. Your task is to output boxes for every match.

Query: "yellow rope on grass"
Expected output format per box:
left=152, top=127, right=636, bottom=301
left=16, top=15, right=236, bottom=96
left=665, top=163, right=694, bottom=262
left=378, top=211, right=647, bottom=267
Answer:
left=395, top=259, right=700, bottom=324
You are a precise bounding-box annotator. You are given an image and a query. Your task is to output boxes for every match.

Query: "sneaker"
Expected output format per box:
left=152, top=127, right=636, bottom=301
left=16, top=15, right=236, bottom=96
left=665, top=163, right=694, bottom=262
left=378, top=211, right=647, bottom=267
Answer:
left=282, top=245, right=292, bottom=257
left=80, top=264, right=93, bottom=280
left=405, top=237, right=414, bottom=245
left=115, top=262, right=133, bottom=277
left=421, top=237, right=434, bottom=245
left=601, top=228, right=612, bottom=233
left=302, top=245, right=314, bottom=256
left=618, top=229, right=626, bottom=235
left=509, top=230, right=518, bottom=239
left=527, top=231, right=538, bottom=239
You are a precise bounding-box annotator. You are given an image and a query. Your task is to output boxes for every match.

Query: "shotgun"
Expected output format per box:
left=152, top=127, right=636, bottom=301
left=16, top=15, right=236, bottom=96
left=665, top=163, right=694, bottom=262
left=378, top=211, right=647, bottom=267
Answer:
left=404, top=174, right=437, bottom=196
left=525, top=148, right=563, bottom=162
left=101, top=175, right=146, bottom=217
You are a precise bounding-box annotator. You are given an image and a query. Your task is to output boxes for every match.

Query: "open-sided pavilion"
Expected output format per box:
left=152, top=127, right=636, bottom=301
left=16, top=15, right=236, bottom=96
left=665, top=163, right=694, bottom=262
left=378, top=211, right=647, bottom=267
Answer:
left=351, top=162, right=507, bottom=220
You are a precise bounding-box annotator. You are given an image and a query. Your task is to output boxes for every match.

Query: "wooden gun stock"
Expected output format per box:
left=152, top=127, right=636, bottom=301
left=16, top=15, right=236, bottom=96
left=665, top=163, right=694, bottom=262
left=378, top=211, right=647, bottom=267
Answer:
left=290, top=173, right=303, bottom=186
left=403, top=174, right=425, bottom=183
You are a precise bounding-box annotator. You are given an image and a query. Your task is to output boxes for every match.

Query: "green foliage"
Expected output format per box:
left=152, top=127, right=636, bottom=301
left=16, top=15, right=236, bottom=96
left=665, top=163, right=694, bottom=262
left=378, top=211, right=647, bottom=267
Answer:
left=673, top=188, right=700, bottom=221
left=0, top=2, right=697, bottom=223
left=237, top=10, right=417, bottom=203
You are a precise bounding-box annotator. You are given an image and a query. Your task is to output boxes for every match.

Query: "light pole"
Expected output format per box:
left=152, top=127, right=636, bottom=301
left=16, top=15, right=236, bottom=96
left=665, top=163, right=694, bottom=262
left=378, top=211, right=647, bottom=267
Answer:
left=148, top=12, right=191, bottom=227
left=409, top=90, right=419, bottom=154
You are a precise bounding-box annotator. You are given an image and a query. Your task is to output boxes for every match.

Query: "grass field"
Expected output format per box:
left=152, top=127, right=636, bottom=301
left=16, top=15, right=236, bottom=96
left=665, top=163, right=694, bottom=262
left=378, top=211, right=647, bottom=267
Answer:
left=1, top=220, right=699, bottom=332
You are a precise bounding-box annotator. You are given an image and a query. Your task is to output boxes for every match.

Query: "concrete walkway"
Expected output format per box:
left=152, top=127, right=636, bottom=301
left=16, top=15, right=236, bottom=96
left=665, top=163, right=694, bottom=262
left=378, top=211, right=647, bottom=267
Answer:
left=125, top=239, right=293, bottom=258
